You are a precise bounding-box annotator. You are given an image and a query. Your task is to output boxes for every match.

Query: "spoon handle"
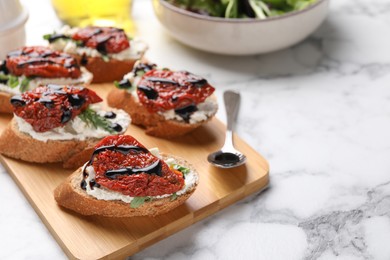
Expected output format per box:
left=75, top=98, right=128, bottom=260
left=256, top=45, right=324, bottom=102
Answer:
left=223, top=90, right=240, bottom=149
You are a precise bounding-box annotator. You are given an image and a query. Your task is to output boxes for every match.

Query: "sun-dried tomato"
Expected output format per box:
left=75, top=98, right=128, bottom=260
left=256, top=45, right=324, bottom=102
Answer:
left=72, top=26, right=130, bottom=54
left=137, top=69, right=215, bottom=113
left=91, top=135, right=185, bottom=197
left=11, top=84, right=102, bottom=132
left=6, top=46, right=81, bottom=78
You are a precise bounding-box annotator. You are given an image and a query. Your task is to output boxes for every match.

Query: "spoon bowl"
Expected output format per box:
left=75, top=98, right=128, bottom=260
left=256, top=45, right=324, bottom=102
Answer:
left=207, top=91, right=247, bottom=168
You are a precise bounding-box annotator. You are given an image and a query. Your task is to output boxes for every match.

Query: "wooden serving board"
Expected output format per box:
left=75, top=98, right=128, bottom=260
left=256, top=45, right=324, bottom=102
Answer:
left=0, top=84, right=269, bottom=260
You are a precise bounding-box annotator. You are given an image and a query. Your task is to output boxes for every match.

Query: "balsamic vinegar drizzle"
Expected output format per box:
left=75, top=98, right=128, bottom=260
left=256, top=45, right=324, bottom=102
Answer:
left=0, top=60, right=8, bottom=74
left=46, top=34, right=70, bottom=43
left=81, top=144, right=162, bottom=190
left=104, top=111, right=116, bottom=119
left=138, top=71, right=210, bottom=121
left=133, top=62, right=156, bottom=75
left=138, top=85, right=158, bottom=100
left=117, top=79, right=131, bottom=89
left=12, top=50, right=79, bottom=69
left=174, top=104, right=198, bottom=123
left=11, top=84, right=122, bottom=132
left=105, top=160, right=162, bottom=179
left=146, top=77, right=179, bottom=85
left=187, top=78, right=208, bottom=88
left=10, top=95, right=26, bottom=107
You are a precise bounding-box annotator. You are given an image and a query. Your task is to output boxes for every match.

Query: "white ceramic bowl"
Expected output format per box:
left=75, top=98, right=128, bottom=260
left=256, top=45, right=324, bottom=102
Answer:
left=153, top=0, right=329, bottom=55
left=0, top=0, right=28, bottom=60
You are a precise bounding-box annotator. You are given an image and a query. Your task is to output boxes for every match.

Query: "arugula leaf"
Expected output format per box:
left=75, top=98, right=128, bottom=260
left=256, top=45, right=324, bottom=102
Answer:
left=19, top=77, right=30, bottom=92
left=0, top=74, right=9, bottom=82
left=114, top=79, right=132, bottom=89
left=102, top=55, right=110, bottom=62
left=225, top=0, right=239, bottom=18
left=130, top=197, right=150, bottom=208
left=172, top=164, right=190, bottom=175
left=8, top=75, right=20, bottom=89
left=78, top=107, right=115, bottom=133
left=170, top=192, right=178, bottom=201
left=43, top=33, right=52, bottom=41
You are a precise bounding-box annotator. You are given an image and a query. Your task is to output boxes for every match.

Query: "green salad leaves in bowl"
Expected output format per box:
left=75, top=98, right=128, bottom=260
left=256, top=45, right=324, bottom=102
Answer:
left=165, top=0, right=318, bottom=19
left=153, top=0, right=329, bottom=55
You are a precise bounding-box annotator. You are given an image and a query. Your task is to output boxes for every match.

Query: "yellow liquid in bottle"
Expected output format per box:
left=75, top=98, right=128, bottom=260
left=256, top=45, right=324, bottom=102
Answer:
left=51, top=0, right=135, bottom=34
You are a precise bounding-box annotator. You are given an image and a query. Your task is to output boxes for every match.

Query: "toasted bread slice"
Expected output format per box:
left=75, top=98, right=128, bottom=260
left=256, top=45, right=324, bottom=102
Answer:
left=0, top=118, right=98, bottom=168
left=54, top=154, right=198, bottom=217
left=107, top=88, right=216, bottom=138
left=76, top=56, right=137, bottom=83
left=0, top=92, right=12, bottom=114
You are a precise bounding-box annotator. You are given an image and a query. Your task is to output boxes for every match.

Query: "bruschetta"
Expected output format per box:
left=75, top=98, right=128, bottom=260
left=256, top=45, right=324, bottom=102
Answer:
left=107, top=61, right=218, bottom=138
left=54, top=134, right=199, bottom=217
left=44, top=25, right=147, bottom=83
left=0, top=84, right=130, bottom=168
left=0, top=46, right=92, bottom=113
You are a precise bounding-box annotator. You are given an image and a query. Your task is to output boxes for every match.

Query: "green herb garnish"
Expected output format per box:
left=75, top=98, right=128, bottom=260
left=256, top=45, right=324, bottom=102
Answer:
left=130, top=197, right=150, bottom=208
left=78, top=107, right=115, bottom=133
left=170, top=192, right=178, bottom=201
left=0, top=74, right=9, bottom=82
left=42, top=33, right=53, bottom=41
left=19, top=77, right=30, bottom=92
left=172, top=164, right=190, bottom=175
left=102, top=55, right=110, bottom=62
left=136, top=70, right=145, bottom=77
left=7, top=75, right=19, bottom=89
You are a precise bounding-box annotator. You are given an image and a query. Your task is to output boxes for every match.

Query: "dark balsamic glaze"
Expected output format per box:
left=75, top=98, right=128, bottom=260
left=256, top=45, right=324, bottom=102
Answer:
left=13, top=50, right=78, bottom=69
left=0, top=60, right=8, bottom=75
left=80, top=180, right=87, bottom=189
left=171, top=95, right=178, bottom=102
left=111, top=123, right=122, bottom=132
left=10, top=95, right=26, bottom=107
left=81, top=144, right=162, bottom=190
left=146, top=77, right=179, bottom=85
left=80, top=54, right=88, bottom=66
left=187, top=78, right=208, bottom=88
left=96, top=35, right=113, bottom=54
left=89, top=179, right=101, bottom=189
left=104, top=111, right=116, bottom=119
left=138, top=85, right=158, bottom=100
left=61, top=109, right=72, bottom=123
left=105, top=160, right=162, bottom=179
left=68, top=94, right=85, bottom=109
left=215, top=152, right=240, bottom=164
left=133, top=62, right=156, bottom=75
left=38, top=98, right=54, bottom=108
left=175, top=104, right=198, bottom=122
left=117, top=79, right=131, bottom=89
left=46, top=34, right=70, bottom=43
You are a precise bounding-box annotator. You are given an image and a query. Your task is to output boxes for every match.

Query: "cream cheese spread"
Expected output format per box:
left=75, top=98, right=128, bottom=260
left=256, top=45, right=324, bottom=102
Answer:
left=15, top=105, right=130, bottom=142
left=0, top=67, right=92, bottom=95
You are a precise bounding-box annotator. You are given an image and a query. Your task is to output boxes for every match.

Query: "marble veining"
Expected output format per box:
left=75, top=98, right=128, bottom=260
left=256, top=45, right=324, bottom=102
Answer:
left=1, top=0, right=390, bottom=259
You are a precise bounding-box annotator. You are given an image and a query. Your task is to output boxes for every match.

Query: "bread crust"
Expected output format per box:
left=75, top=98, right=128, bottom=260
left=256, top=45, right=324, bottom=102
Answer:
left=0, top=92, right=12, bottom=114
left=54, top=154, right=198, bottom=217
left=75, top=56, right=137, bottom=83
left=0, top=118, right=98, bottom=168
left=107, top=88, right=215, bottom=138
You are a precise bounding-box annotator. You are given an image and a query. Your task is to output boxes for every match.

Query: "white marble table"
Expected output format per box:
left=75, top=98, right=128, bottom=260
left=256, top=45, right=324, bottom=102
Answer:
left=1, top=0, right=390, bottom=259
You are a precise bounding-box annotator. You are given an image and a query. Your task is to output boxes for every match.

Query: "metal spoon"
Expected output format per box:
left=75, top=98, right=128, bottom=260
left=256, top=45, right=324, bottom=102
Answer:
left=207, top=90, right=247, bottom=168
